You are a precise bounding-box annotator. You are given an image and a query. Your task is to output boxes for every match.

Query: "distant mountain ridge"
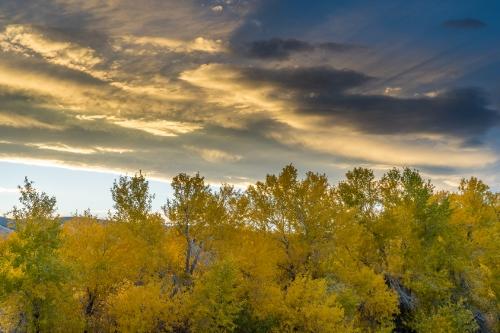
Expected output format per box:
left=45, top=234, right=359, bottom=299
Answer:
left=0, top=216, right=10, bottom=228
left=0, top=216, right=74, bottom=235
left=0, top=217, right=12, bottom=235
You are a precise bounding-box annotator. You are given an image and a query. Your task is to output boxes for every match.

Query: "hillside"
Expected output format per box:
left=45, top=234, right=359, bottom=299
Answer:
left=0, top=216, right=9, bottom=227
left=0, top=217, right=12, bottom=235
left=0, top=216, right=72, bottom=234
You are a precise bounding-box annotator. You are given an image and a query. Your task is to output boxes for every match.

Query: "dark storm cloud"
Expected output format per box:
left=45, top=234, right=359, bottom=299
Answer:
left=241, top=66, right=372, bottom=92
left=318, top=42, right=359, bottom=52
left=235, top=66, right=499, bottom=138
left=442, top=18, right=487, bottom=29
left=241, top=38, right=313, bottom=59
left=235, top=38, right=358, bottom=60
left=304, top=88, right=499, bottom=138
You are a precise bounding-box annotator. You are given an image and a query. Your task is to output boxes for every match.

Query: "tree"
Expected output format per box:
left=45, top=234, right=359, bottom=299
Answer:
left=107, top=280, right=179, bottom=333
left=111, top=171, right=154, bottom=223
left=411, top=301, right=478, bottom=333
left=111, top=172, right=169, bottom=279
left=188, top=260, right=243, bottom=333
left=60, top=215, right=141, bottom=332
left=337, top=167, right=379, bottom=220
left=0, top=167, right=497, bottom=332
left=0, top=178, right=81, bottom=332
left=246, top=165, right=336, bottom=282
left=275, top=275, right=352, bottom=333
left=164, top=173, right=214, bottom=284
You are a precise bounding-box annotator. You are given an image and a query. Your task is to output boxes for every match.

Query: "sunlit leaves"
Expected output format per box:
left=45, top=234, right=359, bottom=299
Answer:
left=0, top=166, right=498, bottom=332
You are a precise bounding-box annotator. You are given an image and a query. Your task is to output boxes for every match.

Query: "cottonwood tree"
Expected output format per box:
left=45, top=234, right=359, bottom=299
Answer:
left=0, top=178, right=80, bottom=332
left=164, top=173, right=214, bottom=286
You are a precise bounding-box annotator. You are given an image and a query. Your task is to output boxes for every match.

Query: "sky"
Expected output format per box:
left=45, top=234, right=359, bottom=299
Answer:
left=0, top=0, right=499, bottom=216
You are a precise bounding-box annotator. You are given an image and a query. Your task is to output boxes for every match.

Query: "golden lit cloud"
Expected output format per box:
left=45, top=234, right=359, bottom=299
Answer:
left=109, top=79, right=195, bottom=102
left=107, top=117, right=201, bottom=137
left=269, top=126, right=497, bottom=168
left=186, top=146, right=242, bottom=163
left=181, top=64, right=283, bottom=112
left=26, top=143, right=134, bottom=155
left=180, top=64, right=304, bottom=129
left=0, top=62, right=101, bottom=106
left=0, top=113, right=63, bottom=130
left=27, top=143, right=96, bottom=155
left=116, top=35, right=226, bottom=54
left=94, top=146, right=135, bottom=154
left=0, top=25, right=104, bottom=78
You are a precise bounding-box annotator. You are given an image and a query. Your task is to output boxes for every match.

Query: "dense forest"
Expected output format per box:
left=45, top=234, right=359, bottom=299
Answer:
left=0, top=166, right=498, bottom=333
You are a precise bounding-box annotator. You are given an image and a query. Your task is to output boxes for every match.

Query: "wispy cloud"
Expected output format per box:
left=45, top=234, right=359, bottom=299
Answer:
left=0, top=187, right=18, bottom=194
left=186, top=146, right=242, bottom=163
left=102, top=117, right=202, bottom=137
left=442, top=18, right=487, bottom=29
left=116, top=35, right=226, bottom=54
left=0, top=113, right=63, bottom=130
left=0, top=25, right=104, bottom=78
left=26, top=143, right=134, bottom=155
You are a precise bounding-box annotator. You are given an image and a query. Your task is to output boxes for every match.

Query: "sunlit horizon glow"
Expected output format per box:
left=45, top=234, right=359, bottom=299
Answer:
left=0, top=1, right=499, bottom=214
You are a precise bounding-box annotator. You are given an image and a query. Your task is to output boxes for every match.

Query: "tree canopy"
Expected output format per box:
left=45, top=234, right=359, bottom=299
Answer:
left=0, top=166, right=498, bottom=332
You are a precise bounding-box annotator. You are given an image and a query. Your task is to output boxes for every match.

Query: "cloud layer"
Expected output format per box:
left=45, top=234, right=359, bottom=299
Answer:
left=0, top=0, right=499, bottom=189
left=235, top=38, right=358, bottom=60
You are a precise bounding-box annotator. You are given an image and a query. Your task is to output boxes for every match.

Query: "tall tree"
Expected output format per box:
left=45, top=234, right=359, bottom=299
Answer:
left=164, top=173, right=214, bottom=284
left=0, top=178, right=80, bottom=332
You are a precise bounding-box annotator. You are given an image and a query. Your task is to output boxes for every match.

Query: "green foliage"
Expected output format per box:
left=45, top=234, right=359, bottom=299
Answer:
left=188, top=260, right=243, bottom=332
left=410, top=301, right=479, bottom=333
left=0, top=166, right=498, bottom=332
left=111, top=171, right=154, bottom=223
left=0, top=178, right=80, bottom=332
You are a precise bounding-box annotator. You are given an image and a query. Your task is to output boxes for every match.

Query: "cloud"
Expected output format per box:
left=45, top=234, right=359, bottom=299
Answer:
left=49, top=0, right=255, bottom=40
left=26, top=143, right=134, bottom=155
left=318, top=42, right=359, bottom=52
left=295, top=88, right=499, bottom=138
left=27, top=143, right=96, bottom=155
left=75, top=114, right=202, bottom=137
left=241, top=66, right=371, bottom=93
left=240, top=38, right=313, bottom=59
left=442, top=18, right=487, bottom=29
left=269, top=126, right=497, bottom=169
left=0, top=187, right=18, bottom=194
left=180, top=64, right=373, bottom=130
left=0, top=0, right=499, bottom=191
left=116, top=35, right=226, bottom=54
left=0, top=112, right=63, bottom=130
left=235, top=38, right=358, bottom=60
left=0, top=24, right=104, bottom=78
left=184, top=63, right=499, bottom=139
left=201, top=65, right=499, bottom=139
left=100, top=117, right=202, bottom=137
left=180, top=63, right=499, bottom=171
left=186, top=146, right=242, bottom=163
left=180, top=64, right=290, bottom=127
left=0, top=59, right=109, bottom=108
left=211, top=5, right=224, bottom=13
left=384, top=87, right=402, bottom=96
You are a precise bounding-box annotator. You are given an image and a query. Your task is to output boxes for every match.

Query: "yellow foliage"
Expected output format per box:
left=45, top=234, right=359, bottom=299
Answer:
left=107, top=281, right=178, bottom=333
left=0, top=167, right=498, bottom=332
left=275, top=275, right=353, bottom=333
